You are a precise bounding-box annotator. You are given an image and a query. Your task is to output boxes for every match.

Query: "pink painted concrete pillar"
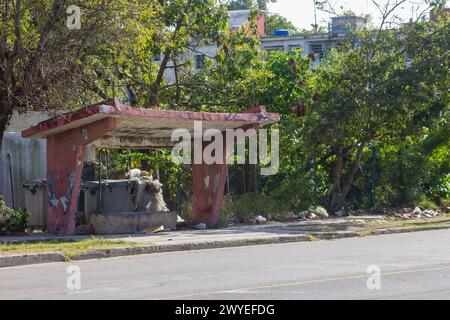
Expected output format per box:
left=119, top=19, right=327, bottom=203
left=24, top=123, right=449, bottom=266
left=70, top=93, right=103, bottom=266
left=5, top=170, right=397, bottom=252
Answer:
left=191, top=139, right=229, bottom=227
left=46, top=118, right=116, bottom=234
left=191, top=124, right=260, bottom=227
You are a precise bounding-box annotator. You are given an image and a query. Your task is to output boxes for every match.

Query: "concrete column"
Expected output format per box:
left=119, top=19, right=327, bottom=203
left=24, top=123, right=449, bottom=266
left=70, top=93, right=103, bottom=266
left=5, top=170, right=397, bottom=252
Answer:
left=191, top=123, right=260, bottom=228
left=46, top=118, right=115, bottom=234
left=191, top=134, right=231, bottom=227
left=192, top=162, right=228, bottom=227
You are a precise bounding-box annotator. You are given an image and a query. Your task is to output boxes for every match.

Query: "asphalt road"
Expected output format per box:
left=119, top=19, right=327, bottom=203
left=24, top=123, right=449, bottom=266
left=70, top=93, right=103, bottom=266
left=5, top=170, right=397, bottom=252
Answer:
left=1, top=230, right=450, bottom=300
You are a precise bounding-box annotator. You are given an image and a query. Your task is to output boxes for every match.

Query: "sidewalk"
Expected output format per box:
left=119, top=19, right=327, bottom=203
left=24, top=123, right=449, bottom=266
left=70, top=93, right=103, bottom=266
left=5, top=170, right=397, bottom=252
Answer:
left=0, top=216, right=383, bottom=244
left=2, top=215, right=450, bottom=267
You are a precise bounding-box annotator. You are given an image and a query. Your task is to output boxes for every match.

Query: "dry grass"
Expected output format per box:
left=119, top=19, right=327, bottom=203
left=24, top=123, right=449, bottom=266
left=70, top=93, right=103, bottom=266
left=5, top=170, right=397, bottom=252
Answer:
left=366, top=216, right=450, bottom=229
left=0, top=238, right=148, bottom=260
left=286, top=216, right=450, bottom=234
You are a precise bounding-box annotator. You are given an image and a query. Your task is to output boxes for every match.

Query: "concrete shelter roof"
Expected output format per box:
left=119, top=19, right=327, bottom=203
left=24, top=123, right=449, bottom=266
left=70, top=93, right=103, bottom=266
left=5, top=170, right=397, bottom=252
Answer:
left=22, top=100, right=280, bottom=148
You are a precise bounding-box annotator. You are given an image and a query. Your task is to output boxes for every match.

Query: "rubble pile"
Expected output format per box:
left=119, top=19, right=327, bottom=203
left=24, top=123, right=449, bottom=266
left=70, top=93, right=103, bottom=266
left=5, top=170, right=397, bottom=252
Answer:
left=295, top=206, right=330, bottom=220
left=385, top=207, right=441, bottom=221
left=128, top=169, right=169, bottom=213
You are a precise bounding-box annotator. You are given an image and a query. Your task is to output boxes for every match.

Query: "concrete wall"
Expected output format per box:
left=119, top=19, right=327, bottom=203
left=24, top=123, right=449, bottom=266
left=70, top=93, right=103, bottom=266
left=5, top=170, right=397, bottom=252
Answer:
left=260, top=34, right=337, bottom=66
left=0, top=133, right=46, bottom=210
left=1, top=111, right=48, bottom=210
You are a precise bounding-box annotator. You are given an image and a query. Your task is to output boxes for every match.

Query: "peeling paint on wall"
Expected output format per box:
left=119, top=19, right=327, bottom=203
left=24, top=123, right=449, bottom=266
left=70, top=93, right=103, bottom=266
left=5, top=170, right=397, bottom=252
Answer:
left=48, top=170, right=58, bottom=208
left=62, top=171, right=75, bottom=215
left=214, top=174, right=220, bottom=191
left=47, top=169, right=75, bottom=215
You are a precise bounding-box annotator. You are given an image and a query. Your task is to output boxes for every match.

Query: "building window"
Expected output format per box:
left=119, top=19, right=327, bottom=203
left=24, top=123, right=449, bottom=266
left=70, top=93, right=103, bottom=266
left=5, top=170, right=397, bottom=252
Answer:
left=311, top=43, right=325, bottom=60
left=195, top=55, right=205, bottom=70
left=263, top=46, right=284, bottom=53
left=153, top=55, right=161, bottom=62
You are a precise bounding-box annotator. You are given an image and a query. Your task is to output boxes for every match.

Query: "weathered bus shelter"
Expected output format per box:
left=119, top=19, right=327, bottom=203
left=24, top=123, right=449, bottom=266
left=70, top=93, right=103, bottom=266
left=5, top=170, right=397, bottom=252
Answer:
left=22, top=99, right=280, bottom=235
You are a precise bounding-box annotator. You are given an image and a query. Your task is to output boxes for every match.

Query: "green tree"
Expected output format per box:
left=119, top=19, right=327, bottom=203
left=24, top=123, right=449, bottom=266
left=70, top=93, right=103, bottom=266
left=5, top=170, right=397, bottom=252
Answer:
left=303, top=4, right=449, bottom=212
left=0, top=0, right=233, bottom=144
left=0, top=0, right=159, bottom=148
left=158, top=8, right=266, bottom=111
left=264, top=14, right=298, bottom=35
left=141, top=0, right=230, bottom=107
left=248, top=1, right=449, bottom=213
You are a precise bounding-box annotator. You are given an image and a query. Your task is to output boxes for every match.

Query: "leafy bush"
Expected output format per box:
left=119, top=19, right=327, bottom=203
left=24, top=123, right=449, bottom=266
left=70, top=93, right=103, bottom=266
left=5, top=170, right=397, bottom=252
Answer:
left=179, top=198, right=192, bottom=222
left=231, top=193, right=290, bottom=223
left=440, top=197, right=450, bottom=209
left=0, top=197, right=29, bottom=234
left=417, top=197, right=439, bottom=211
left=218, top=196, right=234, bottom=228
left=430, top=174, right=450, bottom=203
left=0, top=212, right=5, bottom=231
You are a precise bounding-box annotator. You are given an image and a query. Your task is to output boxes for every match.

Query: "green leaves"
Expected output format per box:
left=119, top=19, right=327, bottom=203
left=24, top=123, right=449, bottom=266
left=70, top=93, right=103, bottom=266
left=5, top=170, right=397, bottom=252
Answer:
left=0, top=197, right=29, bottom=234
left=264, top=13, right=298, bottom=35
left=260, top=14, right=449, bottom=211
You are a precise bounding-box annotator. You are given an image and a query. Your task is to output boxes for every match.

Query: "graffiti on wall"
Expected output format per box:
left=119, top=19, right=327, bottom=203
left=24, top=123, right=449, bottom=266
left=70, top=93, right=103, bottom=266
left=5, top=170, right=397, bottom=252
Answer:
left=48, top=169, right=75, bottom=215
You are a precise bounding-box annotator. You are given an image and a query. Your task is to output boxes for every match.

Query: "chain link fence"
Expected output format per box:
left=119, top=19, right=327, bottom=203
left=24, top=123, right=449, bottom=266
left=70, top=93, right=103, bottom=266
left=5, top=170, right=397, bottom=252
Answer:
left=77, top=149, right=192, bottom=217
left=76, top=148, right=262, bottom=218
left=226, top=164, right=260, bottom=196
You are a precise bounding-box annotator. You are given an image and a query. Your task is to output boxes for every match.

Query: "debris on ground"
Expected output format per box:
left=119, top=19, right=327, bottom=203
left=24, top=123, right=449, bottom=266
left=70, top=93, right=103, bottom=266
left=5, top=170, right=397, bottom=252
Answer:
left=343, top=206, right=444, bottom=221
left=286, top=212, right=298, bottom=220
left=334, top=209, right=347, bottom=217
left=381, top=207, right=441, bottom=220
left=144, top=225, right=166, bottom=233
left=423, top=209, right=439, bottom=218
left=309, top=206, right=329, bottom=219
left=294, top=208, right=327, bottom=220
left=295, top=211, right=309, bottom=220
left=412, top=206, right=422, bottom=216
left=194, top=223, right=207, bottom=230
left=306, top=212, right=317, bottom=220
left=254, top=215, right=267, bottom=224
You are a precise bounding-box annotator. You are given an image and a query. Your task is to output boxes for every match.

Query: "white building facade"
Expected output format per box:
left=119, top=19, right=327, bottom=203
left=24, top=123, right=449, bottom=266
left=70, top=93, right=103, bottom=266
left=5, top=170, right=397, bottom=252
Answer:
left=159, top=13, right=367, bottom=82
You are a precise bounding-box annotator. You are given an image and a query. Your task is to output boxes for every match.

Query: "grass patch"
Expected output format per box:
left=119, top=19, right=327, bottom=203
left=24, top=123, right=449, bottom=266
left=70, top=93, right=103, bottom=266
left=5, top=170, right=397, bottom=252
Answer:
left=306, top=235, right=317, bottom=241
left=0, top=238, right=146, bottom=261
left=357, top=230, right=375, bottom=237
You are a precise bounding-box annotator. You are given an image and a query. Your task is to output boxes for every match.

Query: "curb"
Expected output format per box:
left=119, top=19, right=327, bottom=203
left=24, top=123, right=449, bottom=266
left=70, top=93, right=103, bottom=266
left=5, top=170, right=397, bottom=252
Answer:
left=369, top=225, right=450, bottom=235
left=1, top=225, right=450, bottom=268
left=0, top=253, right=65, bottom=268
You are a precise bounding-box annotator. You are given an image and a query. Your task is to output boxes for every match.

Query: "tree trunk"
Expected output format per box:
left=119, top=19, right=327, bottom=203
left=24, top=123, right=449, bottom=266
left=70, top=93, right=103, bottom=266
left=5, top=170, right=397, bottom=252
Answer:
left=340, top=141, right=368, bottom=198
left=397, top=147, right=406, bottom=205
left=0, top=113, right=10, bottom=149
left=149, top=53, right=170, bottom=106
left=329, top=140, right=369, bottom=213
left=174, top=60, right=180, bottom=107
left=148, top=15, right=184, bottom=107
left=0, top=89, right=12, bottom=149
left=329, top=147, right=344, bottom=212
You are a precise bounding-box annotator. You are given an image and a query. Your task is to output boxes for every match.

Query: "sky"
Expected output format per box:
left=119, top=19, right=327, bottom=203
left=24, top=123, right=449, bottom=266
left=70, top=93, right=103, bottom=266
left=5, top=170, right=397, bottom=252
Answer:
left=268, top=0, right=449, bottom=30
